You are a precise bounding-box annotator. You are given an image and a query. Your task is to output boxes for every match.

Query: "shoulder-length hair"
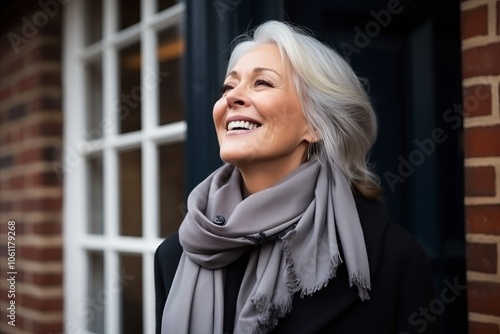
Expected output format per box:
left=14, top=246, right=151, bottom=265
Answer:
left=226, top=20, right=382, bottom=200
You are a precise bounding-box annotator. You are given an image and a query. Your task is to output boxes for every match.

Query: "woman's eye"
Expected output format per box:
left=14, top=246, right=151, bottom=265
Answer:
left=220, top=84, right=233, bottom=95
left=255, top=79, right=273, bottom=87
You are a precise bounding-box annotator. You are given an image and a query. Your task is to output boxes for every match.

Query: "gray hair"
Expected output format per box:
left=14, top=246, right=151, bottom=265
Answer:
left=226, top=20, right=382, bottom=199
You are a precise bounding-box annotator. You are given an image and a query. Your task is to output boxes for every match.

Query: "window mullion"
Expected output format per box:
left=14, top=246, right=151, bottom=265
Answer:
left=104, top=250, right=120, bottom=333
left=143, top=251, right=156, bottom=334
left=141, top=0, right=159, bottom=240
left=141, top=1, right=159, bottom=333
left=63, top=0, right=90, bottom=331
left=103, top=0, right=120, bottom=333
left=141, top=2, right=159, bottom=130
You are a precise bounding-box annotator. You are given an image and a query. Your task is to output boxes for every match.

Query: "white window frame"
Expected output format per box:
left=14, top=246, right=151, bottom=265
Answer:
left=62, top=1, right=186, bottom=333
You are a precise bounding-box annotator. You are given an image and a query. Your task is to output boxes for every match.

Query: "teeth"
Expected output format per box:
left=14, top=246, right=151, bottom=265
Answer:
left=227, top=120, right=260, bottom=131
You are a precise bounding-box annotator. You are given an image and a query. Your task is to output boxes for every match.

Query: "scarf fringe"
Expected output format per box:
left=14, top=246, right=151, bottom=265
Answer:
left=349, top=273, right=371, bottom=301
left=252, top=294, right=293, bottom=334
left=250, top=232, right=347, bottom=333
left=298, top=254, right=342, bottom=297
left=280, top=230, right=301, bottom=295
left=281, top=228, right=344, bottom=297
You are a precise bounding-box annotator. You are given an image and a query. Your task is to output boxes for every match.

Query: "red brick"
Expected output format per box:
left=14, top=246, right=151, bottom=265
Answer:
left=0, top=85, right=14, bottom=101
left=463, top=85, right=492, bottom=117
left=42, top=72, right=61, bottom=86
left=464, top=125, right=500, bottom=157
left=467, top=205, right=500, bottom=234
left=465, top=166, right=496, bottom=196
left=31, top=272, right=63, bottom=286
left=0, top=132, right=7, bottom=146
left=17, top=271, right=63, bottom=288
left=0, top=200, right=13, bottom=212
left=5, top=103, right=26, bottom=121
left=0, top=154, right=14, bottom=169
left=468, top=281, right=500, bottom=316
left=462, top=43, right=500, bottom=78
left=29, top=96, right=62, bottom=112
left=17, top=147, right=58, bottom=164
left=0, top=88, right=6, bottom=101
left=469, top=321, right=499, bottom=334
left=3, top=127, right=24, bottom=145
left=467, top=242, right=497, bottom=273
left=497, top=0, right=500, bottom=36
left=0, top=8, right=64, bottom=333
left=29, top=43, right=62, bottom=63
left=31, top=321, right=64, bottom=334
left=19, top=75, right=39, bottom=92
left=21, top=198, right=62, bottom=211
left=0, top=220, right=16, bottom=236
left=16, top=73, right=60, bottom=93
left=19, top=246, right=62, bottom=261
left=461, top=5, right=488, bottom=39
left=0, top=57, right=23, bottom=78
left=30, top=121, right=63, bottom=138
left=0, top=177, right=9, bottom=189
left=32, top=221, right=62, bottom=235
left=8, top=175, right=25, bottom=190
left=18, top=293, right=63, bottom=312
left=8, top=220, right=27, bottom=234
left=29, top=171, right=62, bottom=187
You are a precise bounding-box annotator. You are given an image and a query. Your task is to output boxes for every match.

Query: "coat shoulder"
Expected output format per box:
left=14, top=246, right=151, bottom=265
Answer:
left=155, top=231, right=184, bottom=289
left=154, top=232, right=183, bottom=334
left=156, top=231, right=183, bottom=260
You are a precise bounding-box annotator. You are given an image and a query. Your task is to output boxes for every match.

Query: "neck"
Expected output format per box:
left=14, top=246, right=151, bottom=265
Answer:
left=237, top=150, right=308, bottom=196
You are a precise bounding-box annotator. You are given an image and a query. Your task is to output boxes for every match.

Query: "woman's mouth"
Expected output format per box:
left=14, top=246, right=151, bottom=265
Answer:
left=227, top=120, right=261, bottom=131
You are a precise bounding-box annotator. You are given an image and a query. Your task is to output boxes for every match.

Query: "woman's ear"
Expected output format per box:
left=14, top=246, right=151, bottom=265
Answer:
left=305, top=128, right=321, bottom=144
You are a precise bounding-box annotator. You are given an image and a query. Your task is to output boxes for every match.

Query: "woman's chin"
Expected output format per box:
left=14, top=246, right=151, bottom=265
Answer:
left=220, top=150, right=260, bottom=166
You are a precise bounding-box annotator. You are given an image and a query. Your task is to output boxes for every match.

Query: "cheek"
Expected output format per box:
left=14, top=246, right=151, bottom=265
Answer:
left=212, top=98, right=226, bottom=126
left=270, top=102, right=303, bottom=131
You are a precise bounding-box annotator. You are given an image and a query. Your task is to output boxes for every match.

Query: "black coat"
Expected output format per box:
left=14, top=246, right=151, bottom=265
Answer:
left=155, top=196, right=442, bottom=334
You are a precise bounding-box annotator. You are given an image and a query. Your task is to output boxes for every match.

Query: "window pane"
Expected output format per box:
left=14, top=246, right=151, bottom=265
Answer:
left=159, top=142, right=185, bottom=237
left=119, top=42, right=142, bottom=133
left=119, top=0, right=140, bottom=30
left=85, top=57, right=103, bottom=140
left=158, top=26, right=184, bottom=125
left=158, top=0, right=179, bottom=12
left=120, top=149, right=142, bottom=236
left=88, top=154, right=104, bottom=234
left=85, top=0, right=102, bottom=45
left=87, top=251, right=104, bottom=333
left=120, top=253, right=143, bottom=334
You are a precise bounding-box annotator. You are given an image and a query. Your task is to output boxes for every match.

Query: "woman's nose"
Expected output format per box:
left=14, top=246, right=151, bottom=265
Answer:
left=225, top=88, right=251, bottom=109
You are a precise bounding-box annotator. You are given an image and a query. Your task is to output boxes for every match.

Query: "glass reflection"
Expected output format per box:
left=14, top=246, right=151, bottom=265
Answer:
left=159, top=142, right=185, bottom=237
left=119, top=149, right=142, bottom=237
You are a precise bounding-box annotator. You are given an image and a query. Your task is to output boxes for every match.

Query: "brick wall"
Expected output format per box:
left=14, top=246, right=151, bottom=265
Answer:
left=462, top=0, right=500, bottom=332
left=0, top=3, right=64, bottom=334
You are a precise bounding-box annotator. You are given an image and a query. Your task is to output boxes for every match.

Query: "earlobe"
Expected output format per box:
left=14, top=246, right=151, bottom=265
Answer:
left=305, top=128, right=321, bottom=143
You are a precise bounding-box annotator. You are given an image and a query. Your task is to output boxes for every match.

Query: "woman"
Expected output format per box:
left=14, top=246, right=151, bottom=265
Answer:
left=155, top=20, right=440, bottom=334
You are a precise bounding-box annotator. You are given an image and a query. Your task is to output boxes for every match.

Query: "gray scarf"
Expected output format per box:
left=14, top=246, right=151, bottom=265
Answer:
left=162, top=160, right=370, bottom=334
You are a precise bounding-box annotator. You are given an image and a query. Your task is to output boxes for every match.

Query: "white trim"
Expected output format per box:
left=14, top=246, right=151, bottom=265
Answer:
left=64, top=1, right=186, bottom=332
left=79, top=236, right=164, bottom=252
left=62, top=0, right=88, bottom=332
left=77, top=122, right=187, bottom=155
left=78, top=2, right=185, bottom=62
left=141, top=2, right=160, bottom=332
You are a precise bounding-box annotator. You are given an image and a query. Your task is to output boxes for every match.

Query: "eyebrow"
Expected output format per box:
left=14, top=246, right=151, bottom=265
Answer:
left=226, top=67, right=282, bottom=79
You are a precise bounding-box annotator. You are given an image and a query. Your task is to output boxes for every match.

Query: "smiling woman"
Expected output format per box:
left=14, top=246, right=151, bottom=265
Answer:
left=155, top=20, right=441, bottom=334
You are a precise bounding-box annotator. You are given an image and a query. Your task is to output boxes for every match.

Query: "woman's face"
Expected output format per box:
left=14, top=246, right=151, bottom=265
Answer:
left=213, top=43, right=312, bottom=169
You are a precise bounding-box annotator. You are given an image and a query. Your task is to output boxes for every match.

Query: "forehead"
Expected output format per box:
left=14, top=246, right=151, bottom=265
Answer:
left=231, top=43, right=287, bottom=73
